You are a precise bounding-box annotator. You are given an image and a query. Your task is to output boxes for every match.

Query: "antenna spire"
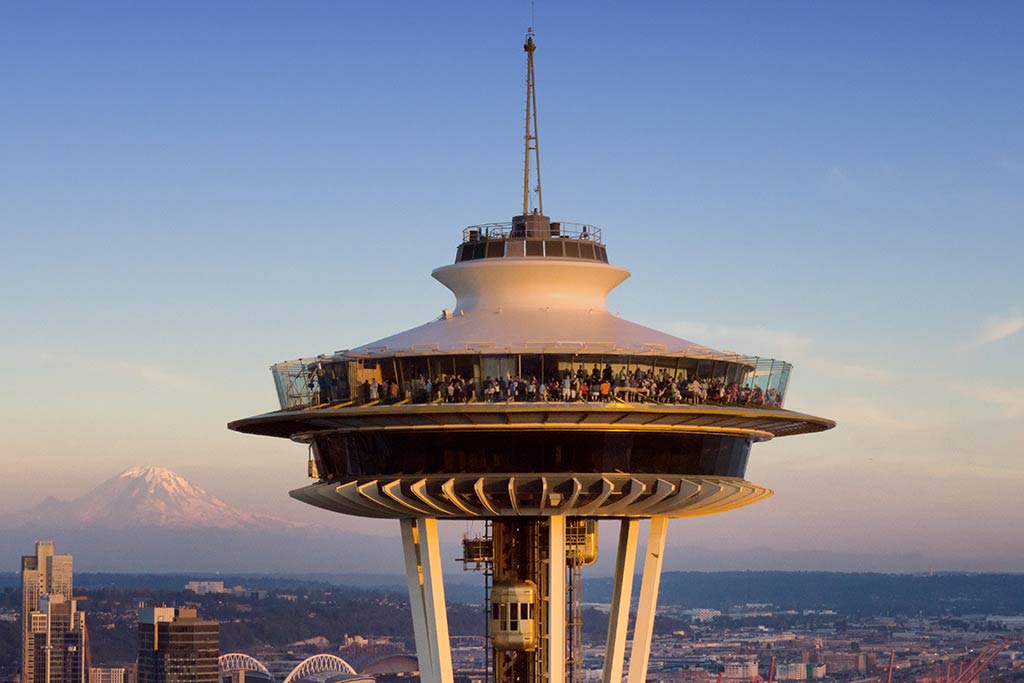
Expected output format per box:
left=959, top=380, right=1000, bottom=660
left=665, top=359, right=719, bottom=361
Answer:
left=522, top=28, right=543, bottom=216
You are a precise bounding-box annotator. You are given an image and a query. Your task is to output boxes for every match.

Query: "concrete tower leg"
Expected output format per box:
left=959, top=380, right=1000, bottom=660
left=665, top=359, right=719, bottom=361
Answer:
left=603, top=519, right=640, bottom=683
left=419, top=518, right=454, bottom=683
left=548, top=515, right=567, bottom=683
left=400, top=519, right=436, bottom=683
left=400, top=518, right=454, bottom=683
left=626, top=516, right=669, bottom=683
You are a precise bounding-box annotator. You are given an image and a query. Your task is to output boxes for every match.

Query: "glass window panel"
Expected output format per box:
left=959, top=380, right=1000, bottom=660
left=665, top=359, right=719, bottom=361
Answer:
left=525, top=240, right=543, bottom=256
left=486, top=241, right=505, bottom=258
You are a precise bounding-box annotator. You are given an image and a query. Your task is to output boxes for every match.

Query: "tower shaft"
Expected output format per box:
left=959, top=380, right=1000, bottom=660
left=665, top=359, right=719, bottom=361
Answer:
left=492, top=521, right=540, bottom=683
left=489, top=518, right=565, bottom=683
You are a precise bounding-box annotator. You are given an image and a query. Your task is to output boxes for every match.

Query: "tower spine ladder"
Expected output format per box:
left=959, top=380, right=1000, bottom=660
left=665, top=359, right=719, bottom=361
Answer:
left=566, top=549, right=583, bottom=683
left=484, top=520, right=494, bottom=683
left=533, top=520, right=547, bottom=683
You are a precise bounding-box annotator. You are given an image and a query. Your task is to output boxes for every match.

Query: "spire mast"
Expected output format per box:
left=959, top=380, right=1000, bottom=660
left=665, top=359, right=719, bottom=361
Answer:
left=523, top=28, right=543, bottom=215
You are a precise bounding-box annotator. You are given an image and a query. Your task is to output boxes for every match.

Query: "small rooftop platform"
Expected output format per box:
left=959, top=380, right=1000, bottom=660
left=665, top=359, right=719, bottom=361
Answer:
left=457, top=216, right=608, bottom=263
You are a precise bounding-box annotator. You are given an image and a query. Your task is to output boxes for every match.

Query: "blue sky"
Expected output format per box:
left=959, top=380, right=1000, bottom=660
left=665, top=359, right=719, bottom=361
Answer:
left=2, top=2, right=1022, bottom=570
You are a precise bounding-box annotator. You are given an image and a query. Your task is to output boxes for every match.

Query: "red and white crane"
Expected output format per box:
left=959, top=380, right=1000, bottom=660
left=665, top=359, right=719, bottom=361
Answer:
left=949, top=642, right=1008, bottom=683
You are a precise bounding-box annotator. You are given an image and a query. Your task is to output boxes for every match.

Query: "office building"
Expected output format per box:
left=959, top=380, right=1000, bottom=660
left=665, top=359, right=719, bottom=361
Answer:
left=137, top=607, right=219, bottom=683
left=90, top=669, right=126, bottom=683
left=722, top=662, right=759, bottom=680
left=29, top=595, right=87, bottom=683
left=22, top=542, right=74, bottom=683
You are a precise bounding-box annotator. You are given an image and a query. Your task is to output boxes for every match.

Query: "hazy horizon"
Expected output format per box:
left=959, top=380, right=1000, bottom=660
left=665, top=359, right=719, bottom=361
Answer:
left=0, top=463, right=1019, bottom=575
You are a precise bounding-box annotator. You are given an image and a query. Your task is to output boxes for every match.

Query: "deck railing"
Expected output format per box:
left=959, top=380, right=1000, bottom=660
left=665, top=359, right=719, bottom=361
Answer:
left=462, top=222, right=602, bottom=244
left=271, top=352, right=792, bottom=412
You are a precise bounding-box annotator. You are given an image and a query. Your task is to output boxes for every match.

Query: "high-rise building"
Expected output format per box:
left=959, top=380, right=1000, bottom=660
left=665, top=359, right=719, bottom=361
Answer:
left=22, top=542, right=74, bottom=683
left=722, top=662, right=759, bottom=680
left=29, top=594, right=88, bottom=683
left=775, top=664, right=807, bottom=681
left=821, top=653, right=873, bottom=674
left=89, top=668, right=126, bottom=683
left=137, top=607, right=219, bottom=683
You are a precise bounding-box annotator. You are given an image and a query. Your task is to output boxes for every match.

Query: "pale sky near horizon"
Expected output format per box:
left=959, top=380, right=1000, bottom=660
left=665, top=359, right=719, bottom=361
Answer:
left=1, top=2, right=1022, bottom=571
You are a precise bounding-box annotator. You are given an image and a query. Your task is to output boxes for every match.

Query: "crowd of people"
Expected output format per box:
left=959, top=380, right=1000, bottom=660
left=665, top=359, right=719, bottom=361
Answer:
left=469, top=366, right=782, bottom=407
left=316, top=364, right=784, bottom=409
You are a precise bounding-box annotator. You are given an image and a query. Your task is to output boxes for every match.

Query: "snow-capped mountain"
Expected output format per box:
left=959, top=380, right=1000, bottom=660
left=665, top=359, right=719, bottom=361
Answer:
left=0, top=465, right=409, bottom=573
left=10, top=465, right=292, bottom=530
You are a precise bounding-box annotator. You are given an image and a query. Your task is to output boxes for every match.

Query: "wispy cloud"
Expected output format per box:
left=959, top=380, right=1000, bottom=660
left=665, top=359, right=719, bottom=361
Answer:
left=946, top=381, right=1024, bottom=419
left=668, top=321, right=813, bottom=359
left=38, top=351, right=188, bottom=390
left=825, top=165, right=851, bottom=189
left=805, top=358, right=891, bottom=384
left=668, top=321, right=894, bottom=386
left=130, top=364, right=188, bottom=390
left=978, top=311, right=1024, bottom=344
left=919, top=461, right=1024, bottom=483
left=995, top=155, right=1023, bottom=174
left=820, top=396, right=923, bottom=431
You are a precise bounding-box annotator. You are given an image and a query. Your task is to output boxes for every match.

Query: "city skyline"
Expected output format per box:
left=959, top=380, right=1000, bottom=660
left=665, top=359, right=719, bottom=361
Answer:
left=2, top=1, right=1023, bottom=572
left=4, top=554, right=1021, bottom=683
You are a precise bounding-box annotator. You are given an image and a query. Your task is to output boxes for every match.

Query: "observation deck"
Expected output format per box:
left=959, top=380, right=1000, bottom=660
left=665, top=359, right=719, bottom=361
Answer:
left=229, top=217, right=835, bottom=521
left=456, top=216, right=608, bottom=263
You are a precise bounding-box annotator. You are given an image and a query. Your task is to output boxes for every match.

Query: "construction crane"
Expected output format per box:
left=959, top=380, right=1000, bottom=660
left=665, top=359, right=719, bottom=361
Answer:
left=949, top=642, right=1008, bottom=683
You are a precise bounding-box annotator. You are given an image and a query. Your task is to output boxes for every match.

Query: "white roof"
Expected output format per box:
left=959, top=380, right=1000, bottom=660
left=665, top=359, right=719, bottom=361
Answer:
left=348, top=307, right=706, bottom=356
left=346, top=257, right=718, bottom=357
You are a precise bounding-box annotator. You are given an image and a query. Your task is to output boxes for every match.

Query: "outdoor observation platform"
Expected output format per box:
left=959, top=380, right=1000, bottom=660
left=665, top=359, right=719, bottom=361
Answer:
left=456, top=216, right=608, bottom=263
left=228, top=217, right=835, bottom=520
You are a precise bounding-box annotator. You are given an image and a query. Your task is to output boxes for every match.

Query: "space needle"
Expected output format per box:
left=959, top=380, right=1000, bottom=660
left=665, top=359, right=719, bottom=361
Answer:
left=230, top=27, right=834, bottom=683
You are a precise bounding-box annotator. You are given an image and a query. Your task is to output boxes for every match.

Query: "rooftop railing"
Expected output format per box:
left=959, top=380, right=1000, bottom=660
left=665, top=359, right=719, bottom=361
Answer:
left=271, top=352, right=792, bottom=412
left=462, top=222, right=602, bottom=244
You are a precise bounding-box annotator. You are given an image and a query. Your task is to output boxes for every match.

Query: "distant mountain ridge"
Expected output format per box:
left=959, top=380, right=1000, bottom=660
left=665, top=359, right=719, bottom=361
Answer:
left=0, top=465, right=407, bottom=573
left=4, top=465, right=295, bottom=530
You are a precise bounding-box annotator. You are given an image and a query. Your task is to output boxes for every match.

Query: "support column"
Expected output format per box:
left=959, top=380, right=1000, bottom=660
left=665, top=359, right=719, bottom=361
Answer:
left=400, top=519, right=436, bottom=683
left=603, top=519, right=639, bottom=683
left=418, top=517, right=454, bottom=683
left=626, top=516, right=669, bottom=683
left=548, top=515, right=567, bottom=683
